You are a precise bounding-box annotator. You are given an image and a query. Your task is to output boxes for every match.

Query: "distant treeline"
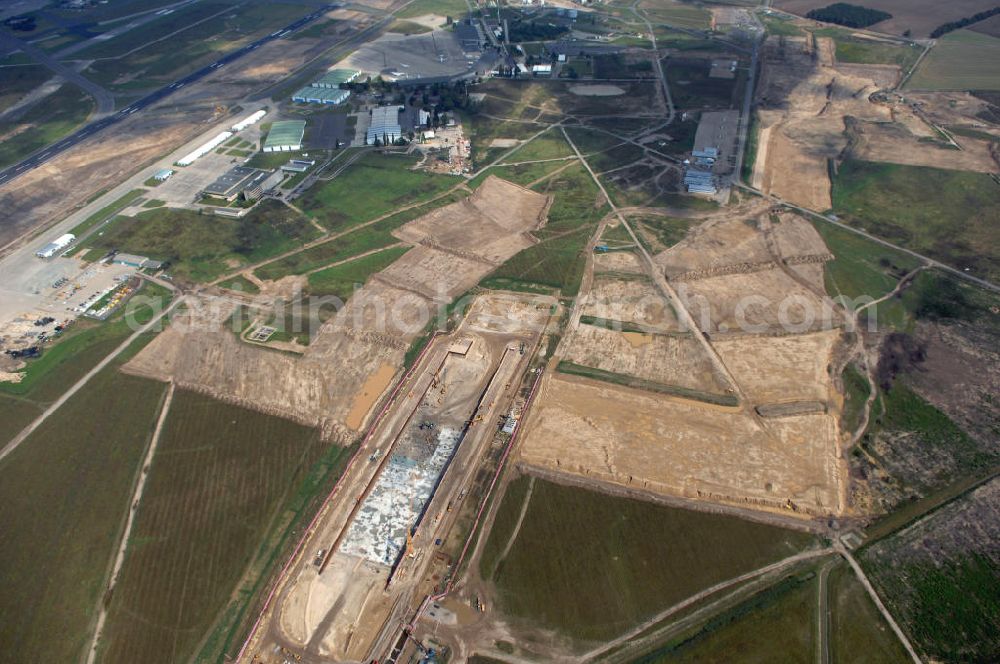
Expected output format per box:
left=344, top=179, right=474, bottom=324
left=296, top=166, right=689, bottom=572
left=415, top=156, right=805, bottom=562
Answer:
left=805, top=3, right=892, bottom=29
left=930, top=6, right=1000, bottom=38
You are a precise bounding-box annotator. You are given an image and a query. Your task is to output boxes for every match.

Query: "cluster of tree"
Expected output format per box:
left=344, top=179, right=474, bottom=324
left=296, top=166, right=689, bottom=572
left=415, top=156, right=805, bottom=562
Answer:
left=930, top=6, right=1000, bottom=38
left=804, top=3, right=892, bottom=29
left=507, top=20, right=568, bottom=42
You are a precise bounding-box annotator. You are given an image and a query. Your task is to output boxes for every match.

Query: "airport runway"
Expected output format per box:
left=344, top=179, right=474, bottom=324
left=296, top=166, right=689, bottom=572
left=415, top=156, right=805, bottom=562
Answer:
left=0, top=4, right=337, bottom=189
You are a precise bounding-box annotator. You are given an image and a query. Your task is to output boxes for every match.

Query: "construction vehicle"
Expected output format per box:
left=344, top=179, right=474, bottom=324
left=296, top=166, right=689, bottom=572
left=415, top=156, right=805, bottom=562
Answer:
left=401, top=628, right=436, bottom=662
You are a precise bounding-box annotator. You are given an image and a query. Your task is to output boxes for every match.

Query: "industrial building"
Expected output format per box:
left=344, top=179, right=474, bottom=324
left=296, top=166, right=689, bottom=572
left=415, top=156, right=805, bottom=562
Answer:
left=531, top=64, right=552, bottom=76
left=177, top=130, right=232, bottom=166
left=153, top=168, right=174, bottom=181
left=292, top=87, right=350, bottom=105
left=454, top=20, right=483, bottom=53
left=204, top=166, right=272, bottom=201
left=231, top=109, right=267, bottom=132
left=691, top=110, right=740, bottom=175
left=113, top=253, right=163, bottom=270
left=263, top=120, right=306, bottom=152
left=281, top=158, right=315, bottom=173
left=366, top=106, right=403, bottom=145
left=243, top=170, right=285, bottom=200
left=312, top=69, right=360, bottom=88
left=683, top=168, right=717, bottom=195
left=35, top=233, right=75, bottom=259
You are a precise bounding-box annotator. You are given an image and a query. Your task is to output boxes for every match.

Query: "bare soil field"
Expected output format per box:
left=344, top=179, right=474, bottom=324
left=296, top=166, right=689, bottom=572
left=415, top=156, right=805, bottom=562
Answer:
left=518, top=374, right=843, bottom=516
left=654, top=214, right=774, bottom=278
left=773, top=0, right=1000, bottom=38
left=579, top=276, right=681, bottom=332
left=755, top=36, right=894, bottom=210
left=713, top=329, right=841, bottom=404
left=560, top=324, right=729, bottom=397
left=846, top=118, right=1000, bottom=172
left=124, top=177, right=550, bottom=442
left=593, top=249, right=645, bottom=275
left=677, top=268, right=837, bottom=334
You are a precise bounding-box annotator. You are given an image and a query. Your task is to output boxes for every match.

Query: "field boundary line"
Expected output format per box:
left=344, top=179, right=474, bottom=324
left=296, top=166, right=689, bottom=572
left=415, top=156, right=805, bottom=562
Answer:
left=84, top=381, right=176, bottom=664
left=0, top=293, right=185, bottom=464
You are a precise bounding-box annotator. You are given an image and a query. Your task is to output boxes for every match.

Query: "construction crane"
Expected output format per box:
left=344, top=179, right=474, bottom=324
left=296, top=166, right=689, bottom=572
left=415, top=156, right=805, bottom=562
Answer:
left=401, top=628, right=436, bottom=662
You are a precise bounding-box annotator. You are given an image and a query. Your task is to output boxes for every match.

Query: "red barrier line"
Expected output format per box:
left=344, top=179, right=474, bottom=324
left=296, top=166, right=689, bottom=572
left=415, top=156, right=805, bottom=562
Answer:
left=236, top=332, right=442, bottom=662
left=409, top=368, right=545, bottom=629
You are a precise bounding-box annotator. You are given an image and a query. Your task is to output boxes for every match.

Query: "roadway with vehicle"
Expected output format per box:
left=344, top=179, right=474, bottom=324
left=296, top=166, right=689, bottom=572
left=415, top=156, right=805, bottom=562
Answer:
left=0, top=4, right=337, bottom=189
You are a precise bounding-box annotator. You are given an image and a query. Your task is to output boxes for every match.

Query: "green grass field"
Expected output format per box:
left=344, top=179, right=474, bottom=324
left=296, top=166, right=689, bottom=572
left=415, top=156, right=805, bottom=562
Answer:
left=0, top=84, right=94, bottom=169
left=307, top=246, right=411, bottom=300
left=297, top=152, right=458, bottom=231
left=482, top=476, right=817, bottom=642
left=97, top=390, right=342, bottom=664
left=396, top=0, right=469, bottom=19
left=840, top=363, right=871, bottom=435
left=629, top=571, right=818, bottom=663
left=82, top=200, right=319, bottom=283
left=499, top=130, right=575, bottom=163
left=830, top=159, right=999, bottom=282
left=665, top=58, right=742, bottom=109
left=482, top=164, right=607, bottom=295
left=809, top=214, right=921, bottom=306
left=0, top=352, right=168, bottom=664
left=828, top=561, right=911, bottom=663
left=68, top=188, right=146, bottom=240
left=907, top=29, right=1000, bottom=90
left=218, top=274, right=261, bottom=294
left=475, top=159, right=575, bottom=188
left=256, top=191, right=466, bottom=281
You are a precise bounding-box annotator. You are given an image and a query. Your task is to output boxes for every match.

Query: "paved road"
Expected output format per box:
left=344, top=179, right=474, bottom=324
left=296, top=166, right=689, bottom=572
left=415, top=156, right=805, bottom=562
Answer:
left=0, top=4, right=336, bottom=189
left=0, top=30, right=115, bottom=113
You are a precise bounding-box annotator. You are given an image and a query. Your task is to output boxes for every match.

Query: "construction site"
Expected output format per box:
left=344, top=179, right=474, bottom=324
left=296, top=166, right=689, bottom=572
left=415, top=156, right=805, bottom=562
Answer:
left=248, top=293, right=552, bottom=663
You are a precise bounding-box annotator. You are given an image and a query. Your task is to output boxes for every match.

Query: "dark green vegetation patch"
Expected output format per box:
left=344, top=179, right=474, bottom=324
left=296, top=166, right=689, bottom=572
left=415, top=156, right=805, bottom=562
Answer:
left=481, top=477, right=817, bottom=642
left=83, top=200, right=320, bottom=283
left=805, top=3, right=892, bottom=29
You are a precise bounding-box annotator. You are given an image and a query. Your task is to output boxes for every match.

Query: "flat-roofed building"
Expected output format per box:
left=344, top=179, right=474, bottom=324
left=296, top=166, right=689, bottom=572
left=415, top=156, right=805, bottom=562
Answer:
left=203, top=166, right=270, bottom=201
left=312, top=69, right=360, bottom=88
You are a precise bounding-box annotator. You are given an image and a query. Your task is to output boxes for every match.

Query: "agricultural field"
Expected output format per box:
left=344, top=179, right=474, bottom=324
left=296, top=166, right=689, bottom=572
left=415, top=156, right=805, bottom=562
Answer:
left=824, top=31, right=922, bottom=69
left=0, top=83, right=95, bottom=170
left=830, top=159, right=1000, bottom=282
left=296, top=152, right=458, bottom=231
left=81, top=200, right=320, bottom=283
left=860, top=478, right=1000, bottom=663
left=634, top=0, right=712, bottom=30
left=827, top=561, right=912, bottom=663
left=0, top=357, right=168, bottom=664
left=97, top=390, right=343, bottom=664
left=480, top=476, right=818, bottom=643
left=625, top=570, right=818, bottom=663
left=773, top=0, right=1000, bottom=37
left=498, top=129, right=574, bottom=163
left=906, top=29, right=1000, bottom=89
left=396, top=0, right=470, bottom=19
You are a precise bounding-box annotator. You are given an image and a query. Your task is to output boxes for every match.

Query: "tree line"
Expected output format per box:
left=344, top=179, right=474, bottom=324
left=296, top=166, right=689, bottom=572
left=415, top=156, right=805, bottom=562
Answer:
left=930, top=6, right=1000, bottom=38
